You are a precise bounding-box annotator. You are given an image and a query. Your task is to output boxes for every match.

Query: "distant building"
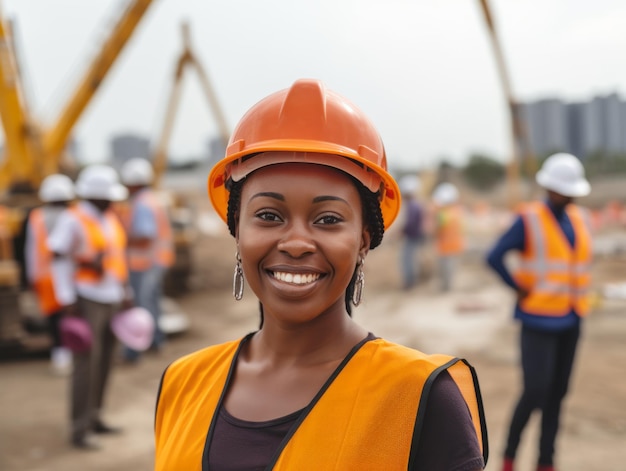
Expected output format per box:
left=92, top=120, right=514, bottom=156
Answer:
left=521, top=92, right=626, bottom=160
left=110, top=133, right=151, bottom=168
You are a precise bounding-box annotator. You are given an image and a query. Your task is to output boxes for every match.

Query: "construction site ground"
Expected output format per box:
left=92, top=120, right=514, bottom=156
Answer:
left=1, top=197, right=625, bottom=471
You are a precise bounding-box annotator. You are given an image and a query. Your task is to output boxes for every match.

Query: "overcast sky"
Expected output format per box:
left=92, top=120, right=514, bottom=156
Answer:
left=3, top=0, right=626, bottom=170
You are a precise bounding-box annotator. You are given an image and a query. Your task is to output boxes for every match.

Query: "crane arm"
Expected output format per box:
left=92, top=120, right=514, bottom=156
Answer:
left=41, top=0, right=155, bottom=164
left=0, top=14, right=40, bottom=192
left=152, top=22, right=230, bottom=187
left=478, top=0, right=535, bottom=205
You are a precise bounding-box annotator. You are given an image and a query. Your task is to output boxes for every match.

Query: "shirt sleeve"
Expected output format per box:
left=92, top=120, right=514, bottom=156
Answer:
left=485, top=215, right=526, bottom=290
left=413, top=370, right=485, bottom=471
left=46, top=211, right=77, bottom=306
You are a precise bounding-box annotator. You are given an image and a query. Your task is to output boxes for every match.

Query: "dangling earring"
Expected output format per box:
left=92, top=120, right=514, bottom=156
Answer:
left=352, top=257, right=365, bottom=306
left=233, top=251, right=244, bottom=301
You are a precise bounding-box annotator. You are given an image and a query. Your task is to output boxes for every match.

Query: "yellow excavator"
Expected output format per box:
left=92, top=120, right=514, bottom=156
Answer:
left=0, top=0, right=156, bottom=354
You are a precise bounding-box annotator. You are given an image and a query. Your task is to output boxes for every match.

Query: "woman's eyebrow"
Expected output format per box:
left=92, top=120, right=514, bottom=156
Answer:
left=250, top=192, right=284, bottom=201
left=313, top=195, right=349, bottom=205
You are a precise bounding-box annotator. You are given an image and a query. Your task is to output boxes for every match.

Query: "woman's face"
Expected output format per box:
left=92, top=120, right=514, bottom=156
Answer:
left=236, top=162, right=370, bottom=325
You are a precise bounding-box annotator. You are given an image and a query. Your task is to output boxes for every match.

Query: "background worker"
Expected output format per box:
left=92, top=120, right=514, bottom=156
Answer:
left=485, top=153, right=592, bottom=471
left=119, top=157, right=174, bottom=362
left=398, top=174, right=425, bottom=290
left=24, top=174, right=75, bottom=375
left=48, top=164, right=131, bottom=450
left=432, top=182, right=464, bottom=291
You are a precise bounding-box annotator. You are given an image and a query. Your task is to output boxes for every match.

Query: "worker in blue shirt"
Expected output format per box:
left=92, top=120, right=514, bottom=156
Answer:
left=486, top=153, right=592, bottom=471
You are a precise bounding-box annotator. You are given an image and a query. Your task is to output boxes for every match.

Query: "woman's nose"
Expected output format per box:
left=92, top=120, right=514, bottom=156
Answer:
left=276, top=222, right=316, bottom=258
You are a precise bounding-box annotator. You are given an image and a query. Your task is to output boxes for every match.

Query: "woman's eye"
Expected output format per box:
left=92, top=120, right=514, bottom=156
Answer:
left=316, top=214, right=342, bottom=225
left=256, top=211, right=281, bottom=222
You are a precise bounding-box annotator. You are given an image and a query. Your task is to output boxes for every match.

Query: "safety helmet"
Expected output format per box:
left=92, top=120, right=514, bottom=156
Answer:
left=60, top=317, right=93, bottom=353
left=398, top=175, right=421, bottom=196
left=432, top=182, right=459, bottom=206
left=75, top=164, right=128, bottom=201
left=120, top=157, right=155, bottom=186
left=207, top=79, right=401, bottom=229
left=535, top=153, right=590, bottom=197
left=110, top=307, right=155, bottom=351
left=39, top=174, right=75, bottom=202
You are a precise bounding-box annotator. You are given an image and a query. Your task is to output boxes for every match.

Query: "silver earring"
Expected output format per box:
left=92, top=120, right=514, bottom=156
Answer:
left=233, top=251, right=244, bottom=301
left=352, top=258, right=365, bottom=306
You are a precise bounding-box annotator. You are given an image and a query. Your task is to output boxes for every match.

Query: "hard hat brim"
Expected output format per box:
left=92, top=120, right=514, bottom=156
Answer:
left=536, top=171, right=591, bottom=198
left=208, top=142, right=401, bottom=230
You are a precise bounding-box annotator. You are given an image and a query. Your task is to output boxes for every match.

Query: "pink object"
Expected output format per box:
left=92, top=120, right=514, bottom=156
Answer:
left=110, top=307, right=155, bottom=351
left=60, top=317, right=93, bottom=353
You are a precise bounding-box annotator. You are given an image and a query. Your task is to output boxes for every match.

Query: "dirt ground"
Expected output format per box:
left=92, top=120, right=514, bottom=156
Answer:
left=1, top=200, right=626, bottom=471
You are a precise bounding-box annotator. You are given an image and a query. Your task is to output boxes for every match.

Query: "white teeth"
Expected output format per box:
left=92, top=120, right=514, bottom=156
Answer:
left=272, top=272, right=320, bottom=285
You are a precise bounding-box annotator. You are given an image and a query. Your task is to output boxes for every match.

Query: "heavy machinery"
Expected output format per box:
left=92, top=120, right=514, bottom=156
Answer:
left=0, top=0, right=156, bottom=354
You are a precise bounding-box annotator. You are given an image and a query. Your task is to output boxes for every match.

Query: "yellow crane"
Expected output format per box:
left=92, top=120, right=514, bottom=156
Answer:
left=152, top=21, right=230, bottom=187
left=477, top=0, right=536, bottom=207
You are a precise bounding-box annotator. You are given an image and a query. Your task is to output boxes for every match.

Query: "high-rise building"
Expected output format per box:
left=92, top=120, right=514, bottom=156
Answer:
left=522, top=92, right=626, bottom=160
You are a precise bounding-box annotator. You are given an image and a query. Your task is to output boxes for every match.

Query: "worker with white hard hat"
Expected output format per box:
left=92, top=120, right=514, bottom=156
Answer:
left=47, top=163, right=131, bottom=450
left=431, top=182, right=464, bottom=291
left=486, top=152, right=592, bottom=471
left=398, top=174, right=425, bottom=290
left=24, top=173, right=75, bottom=376
left=118, top=157, right=174, bottom=362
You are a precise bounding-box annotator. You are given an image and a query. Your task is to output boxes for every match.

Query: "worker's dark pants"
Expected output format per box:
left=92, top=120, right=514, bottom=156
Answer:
left=504, top=323, right=581, bottom=466
left=71, top=297, right=118, bottom=440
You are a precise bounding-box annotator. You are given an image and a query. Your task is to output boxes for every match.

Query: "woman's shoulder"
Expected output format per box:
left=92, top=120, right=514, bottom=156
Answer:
left=165, top=337, right=244, bottom=380
left=362, top=337, right=458, bottom=373
left=368, top=337, right=455, bottom=365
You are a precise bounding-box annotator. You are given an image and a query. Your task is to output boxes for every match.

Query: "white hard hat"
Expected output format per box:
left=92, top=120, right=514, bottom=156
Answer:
left=120, top=157, right=154, bottom=186
left=75, top=164, right=128, bottom=201
left=432, top=182, right=459, bottom=206
left=39, top=174, right=75, bottom=202
left=535, top=153, right=590, bottom=197
left=399, top=175, right=421, bottom=196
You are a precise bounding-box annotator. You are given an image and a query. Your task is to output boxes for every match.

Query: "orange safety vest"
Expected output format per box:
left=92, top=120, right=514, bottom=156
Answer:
left=515, top=202, right=592, bottom=317
left=436, top=205, right=464, bottom=255
left=155, top=336, right=488, bottom=470
left=70, top=206, right=128, bottom=284
left=28, top=208, right=63, bottom=316
left=125, top=190, right=174, bottom=271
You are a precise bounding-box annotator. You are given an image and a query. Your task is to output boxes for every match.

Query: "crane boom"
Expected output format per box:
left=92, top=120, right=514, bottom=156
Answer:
left=0, top=15, right=40, bottom=192
left=42, top=0, right=155, bottom=169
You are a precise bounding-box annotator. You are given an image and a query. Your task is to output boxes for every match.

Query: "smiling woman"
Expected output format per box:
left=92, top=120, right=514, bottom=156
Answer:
left=154, top=79, right=489, bottom=470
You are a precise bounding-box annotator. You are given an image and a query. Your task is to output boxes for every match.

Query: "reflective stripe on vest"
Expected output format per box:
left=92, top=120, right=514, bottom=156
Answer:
left=126, top=191, right=174, bottom=271
left=515, top=202, right=592, bottom=317
left=436, top=205, right=464, bottom=255
left=70, top=206, right=128, bottom=283
left=154, top=337, right=488, bottom=470
left=29, top=208, right=62, bottom=315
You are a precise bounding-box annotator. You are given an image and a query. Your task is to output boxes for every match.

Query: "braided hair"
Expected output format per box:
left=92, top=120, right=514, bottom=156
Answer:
left=225, top=170, right=386, bottom=323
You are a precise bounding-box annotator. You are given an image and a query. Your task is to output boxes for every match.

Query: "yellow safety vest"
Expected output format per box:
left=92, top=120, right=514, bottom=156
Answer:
left=70, top=206, right=128, bottom=283
left=28, top=207, right=63, bottom=315
left=515, top=201, right=592, bottom=317
left=436, top=205, right=464, bottom=255
left=125, top=190, right=174, bottom=271
left=155, top=336, right=487, bottom=470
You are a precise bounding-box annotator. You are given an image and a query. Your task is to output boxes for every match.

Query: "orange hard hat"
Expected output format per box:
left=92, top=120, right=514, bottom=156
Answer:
left=207, top=79, right=401, bottom=229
